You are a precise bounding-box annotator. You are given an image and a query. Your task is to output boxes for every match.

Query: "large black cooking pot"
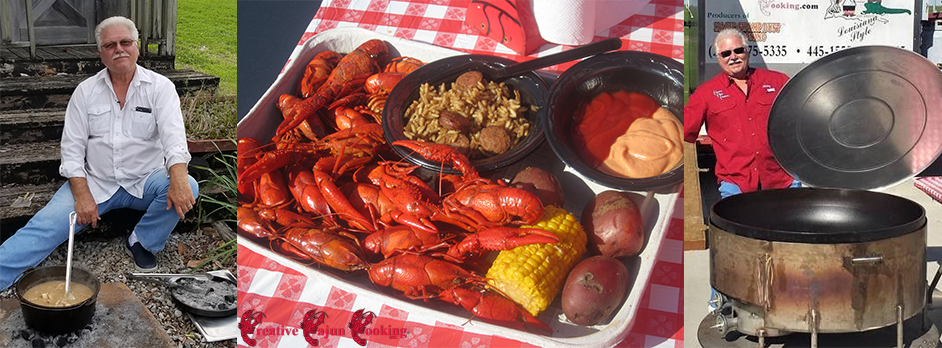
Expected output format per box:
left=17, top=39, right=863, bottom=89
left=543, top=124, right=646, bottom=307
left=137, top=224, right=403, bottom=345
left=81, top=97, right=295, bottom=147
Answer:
left=712, top=187, right=926, bottom=244
left=710, top=188, right=928, bottom=334
left=14, top=266, right=100, bottom=335
left=708, top=46, right=942, bottom=336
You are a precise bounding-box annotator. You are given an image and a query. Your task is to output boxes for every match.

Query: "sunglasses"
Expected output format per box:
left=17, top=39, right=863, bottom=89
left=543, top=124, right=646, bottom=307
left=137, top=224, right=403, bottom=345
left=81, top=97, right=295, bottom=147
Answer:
left=101, top=39, right=136, bottom=51
left=719, top=46, right=746, bottom=58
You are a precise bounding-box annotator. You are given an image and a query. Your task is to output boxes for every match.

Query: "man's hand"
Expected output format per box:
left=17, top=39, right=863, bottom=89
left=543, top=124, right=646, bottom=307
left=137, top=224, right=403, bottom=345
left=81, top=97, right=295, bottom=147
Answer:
left=167, top=163, right=195, bottom=219
left=69, top=178, right=100, bottom=227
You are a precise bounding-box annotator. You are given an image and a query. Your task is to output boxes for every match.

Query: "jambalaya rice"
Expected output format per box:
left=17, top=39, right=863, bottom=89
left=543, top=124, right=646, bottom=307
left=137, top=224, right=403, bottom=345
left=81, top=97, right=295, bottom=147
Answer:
left=402, top=78, right=531, bottom=160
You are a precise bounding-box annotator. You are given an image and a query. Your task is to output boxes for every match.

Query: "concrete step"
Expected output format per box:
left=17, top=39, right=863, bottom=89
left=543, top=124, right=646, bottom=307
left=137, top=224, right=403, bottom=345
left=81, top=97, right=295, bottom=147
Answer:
left=1, top=141, right=61, bottom=186
left=1, top=108, right=65, bottom=145
left=1, top=69, right=220, bottom=111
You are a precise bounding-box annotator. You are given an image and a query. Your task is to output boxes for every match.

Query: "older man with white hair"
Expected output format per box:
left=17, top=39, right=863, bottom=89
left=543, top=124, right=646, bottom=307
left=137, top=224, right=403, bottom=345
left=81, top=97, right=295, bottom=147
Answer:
left=0, top=16, right=198, bottom=290
left=683, top=28, right=798, bottom=199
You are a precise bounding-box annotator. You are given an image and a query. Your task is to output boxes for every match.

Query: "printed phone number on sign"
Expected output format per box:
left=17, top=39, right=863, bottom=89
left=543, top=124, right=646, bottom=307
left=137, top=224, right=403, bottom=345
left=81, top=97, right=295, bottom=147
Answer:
left=708, top=45, right=789, bottom=59
left=707, top=45, right=853, bottom=59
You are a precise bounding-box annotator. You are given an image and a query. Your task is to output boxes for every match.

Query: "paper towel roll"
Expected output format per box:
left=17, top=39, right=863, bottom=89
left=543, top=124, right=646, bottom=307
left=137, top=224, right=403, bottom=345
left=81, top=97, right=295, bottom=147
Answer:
left=532, top=0, right=652, bottom=46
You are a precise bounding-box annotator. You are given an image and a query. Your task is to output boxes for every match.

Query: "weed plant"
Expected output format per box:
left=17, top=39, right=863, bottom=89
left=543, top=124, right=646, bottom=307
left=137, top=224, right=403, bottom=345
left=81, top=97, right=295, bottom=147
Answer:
left=189, top=140, right=236, bottom=272
left=182, top=88, right=237, bottom=140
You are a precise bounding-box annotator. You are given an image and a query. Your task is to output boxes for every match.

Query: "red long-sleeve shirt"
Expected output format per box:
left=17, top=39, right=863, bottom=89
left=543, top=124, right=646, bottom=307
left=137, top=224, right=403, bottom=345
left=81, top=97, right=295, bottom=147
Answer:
left=684, top=68, right=794, bottom=192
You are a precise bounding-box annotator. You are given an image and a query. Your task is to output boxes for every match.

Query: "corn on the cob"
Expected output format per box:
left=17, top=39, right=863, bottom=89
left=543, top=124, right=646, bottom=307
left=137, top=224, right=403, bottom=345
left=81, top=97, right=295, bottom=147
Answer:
left=485, top=205, right=587, bottom=316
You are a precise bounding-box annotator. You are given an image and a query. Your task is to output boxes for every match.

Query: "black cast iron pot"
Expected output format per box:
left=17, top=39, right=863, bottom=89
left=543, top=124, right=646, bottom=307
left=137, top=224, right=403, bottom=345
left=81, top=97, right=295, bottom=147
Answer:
left=14, top=266, right=100, bottom=335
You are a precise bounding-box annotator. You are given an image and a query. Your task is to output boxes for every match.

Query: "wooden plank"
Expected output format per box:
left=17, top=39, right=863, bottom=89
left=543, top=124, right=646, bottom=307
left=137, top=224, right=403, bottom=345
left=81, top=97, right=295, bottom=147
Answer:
left=0, top=181, right=63, bottom=222
left=165, top=0, right=176, bottom=56
left=2, top=47, right=30, bottom=59
left=1, top=69, right=218, bottom=95
left=684, top=141, right=708, bottom=250
left=34, top=46, right=68, bottom=59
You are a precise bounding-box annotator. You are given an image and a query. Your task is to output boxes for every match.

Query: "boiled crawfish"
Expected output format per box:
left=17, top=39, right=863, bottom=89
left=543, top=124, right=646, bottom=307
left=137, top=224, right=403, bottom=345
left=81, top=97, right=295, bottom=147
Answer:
left=389, top=140, right=545, bottom=231
left=368, top=253, right=553, bottom=334
left=300, top=51, right=343, bottom=98
left=362, top=223, right=558, bottom=262
left=237, top=39, right=561, bottom=335
left=282, top=226, right=369, bottom=271
left=276, top=39, right=389, bottom=136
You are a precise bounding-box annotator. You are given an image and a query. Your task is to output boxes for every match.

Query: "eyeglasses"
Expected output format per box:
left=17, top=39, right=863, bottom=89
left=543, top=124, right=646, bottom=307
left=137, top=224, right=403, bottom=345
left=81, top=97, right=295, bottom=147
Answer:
left=719, top=46, right=746, bottom=58
left=101, top=39, right=136, bottom=50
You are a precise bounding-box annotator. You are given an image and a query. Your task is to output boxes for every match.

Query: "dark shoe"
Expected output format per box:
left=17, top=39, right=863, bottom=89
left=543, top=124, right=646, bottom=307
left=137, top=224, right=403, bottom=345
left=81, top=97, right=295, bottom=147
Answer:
left=125, top=240, right=158, bottom=271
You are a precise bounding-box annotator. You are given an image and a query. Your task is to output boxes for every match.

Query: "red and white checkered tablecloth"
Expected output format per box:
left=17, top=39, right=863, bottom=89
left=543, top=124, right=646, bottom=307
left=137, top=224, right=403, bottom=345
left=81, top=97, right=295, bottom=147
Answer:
left=238, top=1, right=684, bottom=347
left=916, top=177, right=942, bottom=203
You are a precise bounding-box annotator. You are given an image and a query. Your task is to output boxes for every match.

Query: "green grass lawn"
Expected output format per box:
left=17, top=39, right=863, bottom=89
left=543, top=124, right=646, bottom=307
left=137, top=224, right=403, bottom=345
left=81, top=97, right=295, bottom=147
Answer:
left=176, top=0, right=237, bottom=96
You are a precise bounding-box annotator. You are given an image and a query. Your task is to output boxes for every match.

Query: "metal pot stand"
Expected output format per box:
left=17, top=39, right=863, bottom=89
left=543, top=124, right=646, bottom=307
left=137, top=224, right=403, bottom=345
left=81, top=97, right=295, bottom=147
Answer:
left=698, top=309, right=941, bottom=348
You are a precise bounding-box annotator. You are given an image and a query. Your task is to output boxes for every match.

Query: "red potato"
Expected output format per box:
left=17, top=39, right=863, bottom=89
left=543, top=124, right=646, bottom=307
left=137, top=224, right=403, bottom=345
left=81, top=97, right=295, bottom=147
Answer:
left=562, top=256, right=631, bottom=326
left=582, top=190, right=643, bottom=258
left=510, top=167, right=565, bottom=207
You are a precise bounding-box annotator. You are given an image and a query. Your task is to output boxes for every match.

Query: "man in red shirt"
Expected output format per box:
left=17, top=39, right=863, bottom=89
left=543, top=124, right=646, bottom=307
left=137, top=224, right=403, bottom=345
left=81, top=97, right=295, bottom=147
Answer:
left=684, top=28, right=799, bottom=198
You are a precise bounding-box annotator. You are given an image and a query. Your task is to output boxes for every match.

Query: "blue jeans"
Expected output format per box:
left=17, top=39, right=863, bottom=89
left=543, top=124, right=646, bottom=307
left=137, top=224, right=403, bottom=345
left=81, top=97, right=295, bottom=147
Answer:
left=718, top=180, right=802, bottom=199
left=0, top=168, right=197, bottom=291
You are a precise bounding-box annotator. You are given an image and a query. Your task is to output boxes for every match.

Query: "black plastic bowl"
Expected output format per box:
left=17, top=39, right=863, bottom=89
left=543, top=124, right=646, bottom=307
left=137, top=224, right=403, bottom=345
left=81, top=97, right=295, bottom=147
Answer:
left=542, top=51, right=684, bottom=191
left=15, top=266, right=100, bottom=335
left=382, top=55, right=549, bottom=175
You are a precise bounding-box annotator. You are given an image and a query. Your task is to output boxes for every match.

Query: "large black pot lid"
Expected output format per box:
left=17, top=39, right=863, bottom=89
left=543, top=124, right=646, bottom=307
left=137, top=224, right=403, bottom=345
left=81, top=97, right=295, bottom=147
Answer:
left=768, top=46, right=942, bottom=190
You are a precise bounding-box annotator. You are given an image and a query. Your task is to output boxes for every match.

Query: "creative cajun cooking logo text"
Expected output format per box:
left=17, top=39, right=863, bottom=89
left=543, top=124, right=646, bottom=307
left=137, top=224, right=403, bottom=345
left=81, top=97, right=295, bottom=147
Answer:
left=239, top=308, right=409, bottom=346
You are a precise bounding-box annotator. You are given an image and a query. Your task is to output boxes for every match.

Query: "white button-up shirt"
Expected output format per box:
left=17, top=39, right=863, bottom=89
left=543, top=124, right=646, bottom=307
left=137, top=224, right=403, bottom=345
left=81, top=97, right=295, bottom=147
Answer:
left=60, top=65, right=191, bottom=204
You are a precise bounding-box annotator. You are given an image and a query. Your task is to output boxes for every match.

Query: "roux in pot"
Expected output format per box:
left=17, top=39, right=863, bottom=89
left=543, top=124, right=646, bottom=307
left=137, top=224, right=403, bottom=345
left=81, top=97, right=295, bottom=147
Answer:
left=23, top=280, right=94, bottom=307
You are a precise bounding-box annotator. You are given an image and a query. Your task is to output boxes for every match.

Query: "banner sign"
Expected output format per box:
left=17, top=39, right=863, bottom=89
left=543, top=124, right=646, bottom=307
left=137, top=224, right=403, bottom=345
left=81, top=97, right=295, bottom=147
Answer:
left=703, top=0, right=915, bottom=64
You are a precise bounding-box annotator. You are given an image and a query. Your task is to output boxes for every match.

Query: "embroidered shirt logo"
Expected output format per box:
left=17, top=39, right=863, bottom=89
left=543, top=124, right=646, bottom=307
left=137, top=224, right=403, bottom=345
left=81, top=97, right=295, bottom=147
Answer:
left=762, top=84, right=776, bottom=93
left=713, top=90, right=729, bottom=99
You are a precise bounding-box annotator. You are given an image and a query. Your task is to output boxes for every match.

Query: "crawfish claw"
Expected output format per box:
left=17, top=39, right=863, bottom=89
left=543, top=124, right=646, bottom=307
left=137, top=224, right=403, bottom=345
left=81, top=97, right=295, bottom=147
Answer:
left=447, top=227, right=559, bottom=260
left=392, top=140, right=479, bottom=181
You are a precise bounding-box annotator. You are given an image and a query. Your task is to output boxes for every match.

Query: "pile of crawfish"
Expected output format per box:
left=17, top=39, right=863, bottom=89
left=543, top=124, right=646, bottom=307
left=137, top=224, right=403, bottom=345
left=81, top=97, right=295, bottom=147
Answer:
left=237, top=39, right=556, bottom=333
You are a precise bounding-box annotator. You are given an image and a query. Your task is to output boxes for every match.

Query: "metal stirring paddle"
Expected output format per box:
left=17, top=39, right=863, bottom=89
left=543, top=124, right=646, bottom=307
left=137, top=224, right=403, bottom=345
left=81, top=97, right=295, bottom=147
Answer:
left=64, top=211, right=77, bottom=300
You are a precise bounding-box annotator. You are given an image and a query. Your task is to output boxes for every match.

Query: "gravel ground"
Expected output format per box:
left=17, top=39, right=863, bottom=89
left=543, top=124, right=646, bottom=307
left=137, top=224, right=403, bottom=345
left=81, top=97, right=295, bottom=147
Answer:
left=0, top=221, right=236, bottom=348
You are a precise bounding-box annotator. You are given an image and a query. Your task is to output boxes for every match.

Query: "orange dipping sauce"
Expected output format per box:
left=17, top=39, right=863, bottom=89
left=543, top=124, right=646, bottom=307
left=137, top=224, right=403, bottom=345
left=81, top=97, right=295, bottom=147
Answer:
left=571, top=91, right=682, bottom=178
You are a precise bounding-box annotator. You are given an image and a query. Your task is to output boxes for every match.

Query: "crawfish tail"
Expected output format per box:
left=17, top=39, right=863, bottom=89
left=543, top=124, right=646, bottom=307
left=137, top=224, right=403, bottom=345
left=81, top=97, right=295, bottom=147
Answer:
left=365, top=72, right=406, bottom=95
left=238, top=147, right=318, bottom=185
left=439, top=284, right=553, bottom=334
left=237, top=207, right=274, bottom=239
left=286, top=168, right=335, bottom=223
left=384, top=56, right=424, bottom=73
left=367, top=254, right=479, bottom=299
left=276, top=92, right=333, bottom=136
left=283, top=227, right=369, bottom=271
left=256, top=170, right=291, bottom=207
left=363, top=225, right=444, bottom=259
left=277, top=40, right=389, bottom=137
left=258, top=208, right=317, bottom=228
left=301, top=51, right=343, bottom=98
left=237, top=138, right=264, bottom=197
left=497, top=186, right=545, bottom=225
left=311, top=168, right=377, bottom=232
